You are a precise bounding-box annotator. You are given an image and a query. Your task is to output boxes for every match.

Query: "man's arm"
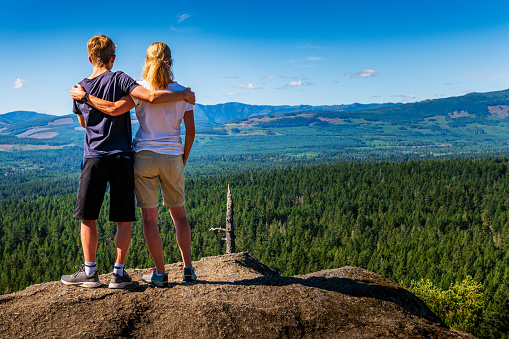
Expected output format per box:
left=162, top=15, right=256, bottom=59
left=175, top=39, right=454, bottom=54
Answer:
left=182, top=110, right=195, bottom=166
left=77, top=114, right=86, bottom=128
left=130, top=86, right=196, bottom=105
left=71, top=84, right=135, bottom=116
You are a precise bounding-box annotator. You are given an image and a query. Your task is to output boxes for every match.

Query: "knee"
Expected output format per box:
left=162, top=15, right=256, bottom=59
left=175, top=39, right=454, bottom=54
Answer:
left=142, top=209, right=159, bottom=222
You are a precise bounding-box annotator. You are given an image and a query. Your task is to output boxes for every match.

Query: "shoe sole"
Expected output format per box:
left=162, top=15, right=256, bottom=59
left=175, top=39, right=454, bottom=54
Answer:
left=108, top=281, right=133, bottom=289
left=142, top=277, right=168, bottom=287
left=183, top=276, right=196, bottom=282
left=61, top=279, right=101, bottom=288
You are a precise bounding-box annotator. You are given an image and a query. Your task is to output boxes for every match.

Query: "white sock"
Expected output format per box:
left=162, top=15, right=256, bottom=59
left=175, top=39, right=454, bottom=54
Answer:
left=113, top=263, right=124, bottom=276
left=84, top=261, right=97, bottom=275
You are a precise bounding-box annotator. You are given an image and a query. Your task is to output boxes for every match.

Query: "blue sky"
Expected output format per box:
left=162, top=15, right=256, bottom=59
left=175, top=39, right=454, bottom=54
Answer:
left=2, top=0, right=509, bottom=116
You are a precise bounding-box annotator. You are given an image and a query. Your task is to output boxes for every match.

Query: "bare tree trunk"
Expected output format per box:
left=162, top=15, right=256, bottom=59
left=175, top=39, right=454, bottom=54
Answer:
left=226, top=184, right=235, bottom=254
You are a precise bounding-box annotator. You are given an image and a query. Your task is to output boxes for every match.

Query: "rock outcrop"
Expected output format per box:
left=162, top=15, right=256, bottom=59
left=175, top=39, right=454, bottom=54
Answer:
left=0, top=252, right=474, bottom=338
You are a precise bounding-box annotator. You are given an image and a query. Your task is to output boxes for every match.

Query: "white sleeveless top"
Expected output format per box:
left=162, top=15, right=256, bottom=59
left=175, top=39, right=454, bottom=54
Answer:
left=131, top=81, right=193, bottom=155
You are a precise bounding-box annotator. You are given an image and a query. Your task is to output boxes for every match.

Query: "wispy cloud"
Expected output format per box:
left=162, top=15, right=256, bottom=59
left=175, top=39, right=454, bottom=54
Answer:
left=170, top=26, right=183, bottom=32
left=263, top=75, right=276, bottom=79
left=296, top=41, right=324, bottom=49
left=391, top=94, right=416, bottom=100
left=277, top=80, right=314, bottom=89
left=224, top=92, right=242, bottom=96
left=224, top=75, right=239, bottom=79
left=286, top=57, right=323, bottom=64
left=13, top=78, right=26, bottom=88
left=169, top=26, right=198, bottom=33
left=177, top=14, right=191, bottom=23
left=345, top=69, right=379, bottom=78
left=237, top=83, right=260, bottom=89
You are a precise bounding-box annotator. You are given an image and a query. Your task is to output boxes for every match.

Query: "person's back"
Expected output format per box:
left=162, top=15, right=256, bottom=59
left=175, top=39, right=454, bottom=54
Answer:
left=132, top=80, right=192, bottom=155
left=75, top=70, right=136, bottom=156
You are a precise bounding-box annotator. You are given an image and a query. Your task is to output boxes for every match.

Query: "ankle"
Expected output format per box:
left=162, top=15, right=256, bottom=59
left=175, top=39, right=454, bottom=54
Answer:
left=85, top=261, right=97, bottom=275
left=113, top=263, right=124, bottom=276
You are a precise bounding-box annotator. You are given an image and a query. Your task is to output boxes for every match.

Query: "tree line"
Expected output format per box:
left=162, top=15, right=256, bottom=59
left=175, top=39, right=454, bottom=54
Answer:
left=1, top=158, right=508, bottom=337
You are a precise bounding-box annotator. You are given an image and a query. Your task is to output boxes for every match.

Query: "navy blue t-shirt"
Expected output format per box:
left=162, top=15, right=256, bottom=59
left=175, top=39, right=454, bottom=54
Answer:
left=73, top=71, right=139, bottom=158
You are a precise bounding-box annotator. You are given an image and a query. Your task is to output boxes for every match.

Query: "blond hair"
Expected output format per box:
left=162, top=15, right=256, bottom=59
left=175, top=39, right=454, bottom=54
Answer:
left=87, top=35, right=116, bottom=67
left=142, top=42, right=174, bottom=90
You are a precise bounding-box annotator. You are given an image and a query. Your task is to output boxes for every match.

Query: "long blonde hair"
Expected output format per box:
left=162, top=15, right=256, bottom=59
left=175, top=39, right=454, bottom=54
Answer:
left=142, top=42, right=174, bottom=90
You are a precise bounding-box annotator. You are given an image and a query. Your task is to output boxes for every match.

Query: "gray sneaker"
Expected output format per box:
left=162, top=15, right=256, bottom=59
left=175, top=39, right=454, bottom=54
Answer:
left=183, top=267, right=197, bottom=282
left=61, top=265, right=101, bottom=288
left=109, top=270, right=133, bottom=289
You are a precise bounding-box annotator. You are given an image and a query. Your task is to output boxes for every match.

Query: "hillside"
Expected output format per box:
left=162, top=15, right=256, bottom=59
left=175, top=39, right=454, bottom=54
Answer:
left=193, top=102, right=398, bottom=122
left=0, top=252, right=473, bottom=338
left=3, top=89, right=509, bottom=174
left=0, top=111, right=52, bottom=125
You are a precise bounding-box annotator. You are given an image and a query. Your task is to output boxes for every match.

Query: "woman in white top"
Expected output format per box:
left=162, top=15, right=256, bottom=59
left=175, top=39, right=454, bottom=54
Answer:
left=71, top=42, right=196, bottom=285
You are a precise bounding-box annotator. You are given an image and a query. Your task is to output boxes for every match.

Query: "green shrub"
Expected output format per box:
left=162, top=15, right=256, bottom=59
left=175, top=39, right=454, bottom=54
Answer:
left=407, top=276, right=483, bottom=333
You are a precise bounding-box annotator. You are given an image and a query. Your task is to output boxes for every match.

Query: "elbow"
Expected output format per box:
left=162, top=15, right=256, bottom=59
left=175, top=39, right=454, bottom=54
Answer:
left=104, top=107, right=116, bottom=115
left=146, top=94, right=157, bottom=103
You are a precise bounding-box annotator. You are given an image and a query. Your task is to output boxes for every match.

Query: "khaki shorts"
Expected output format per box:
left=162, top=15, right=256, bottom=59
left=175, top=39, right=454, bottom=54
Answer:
left=134, top=151, right=185, bottom=208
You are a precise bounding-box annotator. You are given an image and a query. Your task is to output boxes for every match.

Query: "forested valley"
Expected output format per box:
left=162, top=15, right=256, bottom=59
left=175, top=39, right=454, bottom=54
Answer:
left=1, top=158, right=509, bottom=337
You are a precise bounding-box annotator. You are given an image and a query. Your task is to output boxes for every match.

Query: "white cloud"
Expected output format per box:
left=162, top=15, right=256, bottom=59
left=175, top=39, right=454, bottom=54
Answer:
left=286, top=57, right=322, bottom=65
left=296, top=42, right=323, bottom=49
left=13, top=78, right=26, bottom=88
left=391, top=94, right=416, bottom=100
left=288, top=81, right=303, bottom=87
left=238, top=83, right=258, bottom=89
left=177, top=14, right=191, bottom=23
left=345, top=69, right=379, bottom=78
left=277, top=80, right=314, bottom=89
left=224, top=92, right=239, bottom=96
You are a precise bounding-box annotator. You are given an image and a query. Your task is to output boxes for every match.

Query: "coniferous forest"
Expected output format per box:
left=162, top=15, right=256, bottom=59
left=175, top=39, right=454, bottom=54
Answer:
left=1, top=158, right=509, bottom=338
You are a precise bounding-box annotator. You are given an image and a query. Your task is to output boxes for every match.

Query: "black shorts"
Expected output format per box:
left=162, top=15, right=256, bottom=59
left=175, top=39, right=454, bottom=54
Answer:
left=74, top=153, right=136, bottom=222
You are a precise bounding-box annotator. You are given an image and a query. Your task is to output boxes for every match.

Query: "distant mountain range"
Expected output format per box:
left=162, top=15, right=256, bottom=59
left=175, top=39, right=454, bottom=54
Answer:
left=0, top=111, right=52, bottom=125
left=2, top=89, right=509, bottom=165
left=193, top=102, right=399, bottom=122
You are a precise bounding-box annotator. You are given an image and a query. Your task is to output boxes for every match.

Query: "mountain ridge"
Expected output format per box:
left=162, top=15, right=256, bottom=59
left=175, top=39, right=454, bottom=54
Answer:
left=193, top=102, right=400, bottom=122
left=3, top=88, right=509, bottom=168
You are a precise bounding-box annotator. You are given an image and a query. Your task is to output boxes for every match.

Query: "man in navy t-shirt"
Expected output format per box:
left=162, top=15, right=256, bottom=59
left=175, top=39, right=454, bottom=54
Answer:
left=61, top=35, right=195, bottom=289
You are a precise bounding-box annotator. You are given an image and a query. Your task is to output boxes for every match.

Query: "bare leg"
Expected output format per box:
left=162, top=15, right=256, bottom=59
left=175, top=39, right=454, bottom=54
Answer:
left=81, top=220, right=98, bottom=262
left=115, top=222, right=131, bottom=264
left=142, top=207, right=165, bottom=274
left=169, top=206, right=192, bottom=268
